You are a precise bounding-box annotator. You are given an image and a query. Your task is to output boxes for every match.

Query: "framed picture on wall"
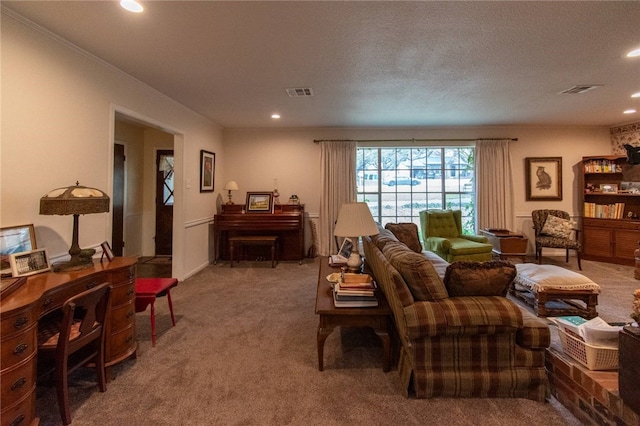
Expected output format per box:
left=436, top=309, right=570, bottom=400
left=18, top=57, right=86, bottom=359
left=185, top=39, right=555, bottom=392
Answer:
left=525, top=157, right=562, bottom=201
left=245, top=192, right=274, bottom=213
left=200, top=150, right=215, bottom=192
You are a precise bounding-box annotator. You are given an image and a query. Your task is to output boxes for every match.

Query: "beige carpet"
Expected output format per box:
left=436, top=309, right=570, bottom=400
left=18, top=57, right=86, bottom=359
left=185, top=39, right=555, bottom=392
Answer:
left=35, top=255, right=636, bottom=425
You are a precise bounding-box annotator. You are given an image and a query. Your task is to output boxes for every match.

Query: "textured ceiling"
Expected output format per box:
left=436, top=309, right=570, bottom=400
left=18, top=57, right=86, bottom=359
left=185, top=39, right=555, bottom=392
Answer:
left=3, top=1, right=640, bottom=129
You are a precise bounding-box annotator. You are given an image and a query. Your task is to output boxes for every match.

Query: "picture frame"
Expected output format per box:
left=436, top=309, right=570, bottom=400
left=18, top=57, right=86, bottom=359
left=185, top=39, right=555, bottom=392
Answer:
left=1, top=224, right=37, bottom=276
left=9, top=248, right=50, bottom=277
left=600, top=183, right=618, bottom=193
left=525, top=157, right=563, bottom=201
left=245, top=192, right=274, bottom=213
left=200, top=150, right=215, bottom=192
left=101, top=241, right=114, bottom=262
left=338, top=237, right=353, bottom=260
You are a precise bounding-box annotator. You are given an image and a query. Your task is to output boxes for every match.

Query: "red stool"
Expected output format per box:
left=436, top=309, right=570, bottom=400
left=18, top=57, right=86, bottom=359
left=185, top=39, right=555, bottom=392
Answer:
left=135, top=278, right=178, bottom=347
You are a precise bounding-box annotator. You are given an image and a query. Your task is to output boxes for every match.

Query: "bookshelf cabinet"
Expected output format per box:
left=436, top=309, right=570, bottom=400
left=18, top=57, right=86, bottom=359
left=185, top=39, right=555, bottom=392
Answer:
left=582, top=155, right=640, bottom=265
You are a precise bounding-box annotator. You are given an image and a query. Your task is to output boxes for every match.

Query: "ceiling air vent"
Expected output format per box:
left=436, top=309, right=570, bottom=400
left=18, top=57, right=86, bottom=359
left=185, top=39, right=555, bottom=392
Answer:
left=285, top=87, right=314, bottom=97
left=558, top=85, right=602, bottom=94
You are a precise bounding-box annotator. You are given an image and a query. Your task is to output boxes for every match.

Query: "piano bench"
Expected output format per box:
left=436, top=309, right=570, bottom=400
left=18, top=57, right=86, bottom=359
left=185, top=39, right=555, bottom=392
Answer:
left=228, top=236, right=278, bottom=268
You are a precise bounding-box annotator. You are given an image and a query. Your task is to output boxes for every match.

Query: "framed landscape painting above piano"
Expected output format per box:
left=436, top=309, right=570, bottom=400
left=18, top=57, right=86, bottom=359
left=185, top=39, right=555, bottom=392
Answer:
left=246, top=192, right=274, bottom=213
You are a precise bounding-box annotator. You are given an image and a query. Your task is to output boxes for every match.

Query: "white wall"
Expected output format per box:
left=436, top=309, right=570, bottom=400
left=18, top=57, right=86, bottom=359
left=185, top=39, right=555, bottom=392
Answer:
left=1, top=13, right=223, bottom=279
left=224, top=126, right=611, bottom=255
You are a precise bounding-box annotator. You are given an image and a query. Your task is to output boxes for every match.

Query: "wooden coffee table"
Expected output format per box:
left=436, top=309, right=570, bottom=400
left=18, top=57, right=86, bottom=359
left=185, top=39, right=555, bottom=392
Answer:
left=314, top=261, right=393, bottom=372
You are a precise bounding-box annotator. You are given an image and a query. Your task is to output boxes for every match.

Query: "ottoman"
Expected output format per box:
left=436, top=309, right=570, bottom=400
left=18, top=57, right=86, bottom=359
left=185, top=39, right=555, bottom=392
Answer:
left=511, top=263, right=600, bottom=319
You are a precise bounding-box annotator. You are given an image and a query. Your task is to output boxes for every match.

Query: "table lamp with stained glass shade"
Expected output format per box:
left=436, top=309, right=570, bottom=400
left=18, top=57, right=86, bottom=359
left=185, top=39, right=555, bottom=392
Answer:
left=333, top=202, right=379, bottom=272
left=39, top=182, right=110, bottom=272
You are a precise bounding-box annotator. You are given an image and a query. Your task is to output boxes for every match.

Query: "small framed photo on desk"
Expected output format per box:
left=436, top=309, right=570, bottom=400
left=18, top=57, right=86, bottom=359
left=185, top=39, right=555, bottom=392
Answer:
left=101, top=241, right=114, bottom=262
left=10, top=248, right=50, bottom=277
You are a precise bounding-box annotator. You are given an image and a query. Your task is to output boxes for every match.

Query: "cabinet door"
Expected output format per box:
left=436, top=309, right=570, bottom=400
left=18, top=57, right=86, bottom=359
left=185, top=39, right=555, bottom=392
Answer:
left=613, top=229, right=640, bottom=260
left=583, top=226, right=613, bottom=257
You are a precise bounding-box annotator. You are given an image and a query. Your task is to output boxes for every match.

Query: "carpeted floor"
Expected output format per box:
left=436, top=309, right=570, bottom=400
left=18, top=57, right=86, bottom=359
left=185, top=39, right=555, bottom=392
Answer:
left=34, top=255, right=635, bottom=425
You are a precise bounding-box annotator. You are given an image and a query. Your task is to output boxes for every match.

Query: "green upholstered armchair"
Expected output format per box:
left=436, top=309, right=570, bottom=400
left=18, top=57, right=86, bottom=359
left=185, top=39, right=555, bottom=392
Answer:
left=419, top=209, right=493, bottom=262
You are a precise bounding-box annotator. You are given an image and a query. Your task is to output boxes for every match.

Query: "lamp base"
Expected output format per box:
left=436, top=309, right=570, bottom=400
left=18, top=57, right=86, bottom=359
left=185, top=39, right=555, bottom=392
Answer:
left=53, top=249, right=96, bottom=272
left=346, top=251, right=363, bottom=273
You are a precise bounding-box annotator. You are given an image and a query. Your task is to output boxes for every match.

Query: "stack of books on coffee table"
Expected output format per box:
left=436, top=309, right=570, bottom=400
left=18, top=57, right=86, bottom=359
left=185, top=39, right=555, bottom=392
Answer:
left=333, top=274, right=378, bottom=308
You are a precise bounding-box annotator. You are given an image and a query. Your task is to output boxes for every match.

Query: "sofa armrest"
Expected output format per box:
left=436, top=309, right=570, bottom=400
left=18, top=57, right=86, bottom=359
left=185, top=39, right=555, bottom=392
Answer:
left=516, top=308, right=551, bottom=349
left=460, top=235, right=489, bottom=244
left=425, top=237, right=451, bottom=252
left=403, top=297, right=523, bottom=340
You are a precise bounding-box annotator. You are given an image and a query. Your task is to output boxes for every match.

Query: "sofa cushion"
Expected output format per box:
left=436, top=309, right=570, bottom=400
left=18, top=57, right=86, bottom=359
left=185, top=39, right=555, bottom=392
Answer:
left=404, top=296, right=523, bottom=339
left=444, top=260, right=516, bottom=297
left=385, top=222, right=423, bottom=253
left=370, top=228, right=399, bottom=251
left=540, top=214, right=574, bottom=238
left=383, top=242, right=448, bottom=301
left=447, top=238, right=494, bottom=255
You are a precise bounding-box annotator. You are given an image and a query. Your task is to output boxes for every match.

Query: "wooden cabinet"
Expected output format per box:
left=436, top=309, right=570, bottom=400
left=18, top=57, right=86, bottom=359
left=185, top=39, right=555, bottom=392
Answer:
left=581, top=156, right=640, bottom=265
left=619, top=326, right=640, bottom=415
left=0, top=258, right=137, bottom=426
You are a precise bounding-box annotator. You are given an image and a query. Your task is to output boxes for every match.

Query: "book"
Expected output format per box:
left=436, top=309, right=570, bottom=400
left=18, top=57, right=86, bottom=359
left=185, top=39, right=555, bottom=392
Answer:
left=332, top=289, right=378, bottom=307
left=335, top=283, right=375, bottom=297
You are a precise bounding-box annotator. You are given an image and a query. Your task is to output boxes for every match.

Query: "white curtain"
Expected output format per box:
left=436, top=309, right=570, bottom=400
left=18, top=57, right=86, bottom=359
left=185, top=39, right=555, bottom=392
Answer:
left=319, top=141, right=357, bottom=256
left=476, top=139, right=513, bottom=230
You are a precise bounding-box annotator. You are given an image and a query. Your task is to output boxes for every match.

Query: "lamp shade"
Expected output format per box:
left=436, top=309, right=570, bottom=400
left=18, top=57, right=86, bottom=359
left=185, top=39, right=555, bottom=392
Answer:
left=40, top=183, right=110, bottom=216
left=224, top=181, right=239, bottom=191
left=333, top=202, right=379, bottom=237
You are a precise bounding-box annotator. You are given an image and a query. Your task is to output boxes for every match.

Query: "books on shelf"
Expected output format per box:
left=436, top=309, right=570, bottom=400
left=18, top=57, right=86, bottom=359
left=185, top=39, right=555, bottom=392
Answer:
left=583, top=202, right=625, bottom=219
left=583, top=159, right=622, bottom=173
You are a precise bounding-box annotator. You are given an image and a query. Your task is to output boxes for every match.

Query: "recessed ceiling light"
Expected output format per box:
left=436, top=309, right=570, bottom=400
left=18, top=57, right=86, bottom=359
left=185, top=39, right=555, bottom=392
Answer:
left=632, top=92, right=640, bottom=98
left=120, top=0, right=143, bottom=13
left=627, top=47, right=640, bottom=58
left=271, top=114, right=281, bottom=119
left=624, top=109, right=637, bottom=114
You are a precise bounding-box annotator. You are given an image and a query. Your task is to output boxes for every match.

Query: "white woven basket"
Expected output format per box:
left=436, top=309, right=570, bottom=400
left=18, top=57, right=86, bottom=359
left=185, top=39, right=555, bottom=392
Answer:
left=557, top=328, right=618, bottom=371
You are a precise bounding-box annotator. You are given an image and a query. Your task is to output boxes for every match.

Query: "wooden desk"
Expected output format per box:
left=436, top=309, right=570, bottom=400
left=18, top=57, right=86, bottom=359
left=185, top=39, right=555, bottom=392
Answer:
left=1, top=257, right=137, bottom=426
left=214, top=204, right=304, bottom=263
left=480, top=229, right=528, bottom=261
left=314, top=261, right=392, bottom=372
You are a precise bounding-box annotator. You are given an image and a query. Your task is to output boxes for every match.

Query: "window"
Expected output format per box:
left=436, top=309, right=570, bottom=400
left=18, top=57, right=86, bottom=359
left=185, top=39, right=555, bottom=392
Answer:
left=356, top=146, right=476, bottom=234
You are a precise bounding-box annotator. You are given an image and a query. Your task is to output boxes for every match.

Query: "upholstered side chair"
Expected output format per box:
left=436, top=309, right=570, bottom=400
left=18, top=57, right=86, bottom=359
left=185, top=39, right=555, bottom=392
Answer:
left=531, top=209, right=582, bottom=270
left=419, top=209, right=493, bottom=262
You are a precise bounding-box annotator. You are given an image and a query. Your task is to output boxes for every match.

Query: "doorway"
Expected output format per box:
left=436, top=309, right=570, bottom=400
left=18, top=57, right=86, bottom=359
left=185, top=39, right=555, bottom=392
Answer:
left=155, top=150, right=174, bottom=256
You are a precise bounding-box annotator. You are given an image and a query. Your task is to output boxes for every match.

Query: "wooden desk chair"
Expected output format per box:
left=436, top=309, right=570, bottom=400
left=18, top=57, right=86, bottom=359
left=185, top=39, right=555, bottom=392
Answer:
left=37, top=282, right=112, bottom=426
left=135, top=278, right=179, bottom=346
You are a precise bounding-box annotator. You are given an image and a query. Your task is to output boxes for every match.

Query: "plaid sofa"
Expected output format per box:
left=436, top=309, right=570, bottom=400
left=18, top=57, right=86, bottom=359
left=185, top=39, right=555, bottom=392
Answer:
left=363, top=228, right=550, bottom=401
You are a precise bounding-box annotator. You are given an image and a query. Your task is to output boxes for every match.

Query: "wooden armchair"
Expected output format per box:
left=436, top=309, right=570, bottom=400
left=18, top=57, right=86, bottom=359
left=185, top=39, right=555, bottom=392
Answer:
left=531, top=209, right=582, bottom=270
left=419, top=209, right=493, bottom=262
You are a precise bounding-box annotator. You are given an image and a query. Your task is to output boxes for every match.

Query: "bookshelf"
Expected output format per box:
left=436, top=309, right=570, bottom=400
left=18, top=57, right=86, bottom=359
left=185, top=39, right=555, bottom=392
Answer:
left=581, top=155, right=640, bottom=265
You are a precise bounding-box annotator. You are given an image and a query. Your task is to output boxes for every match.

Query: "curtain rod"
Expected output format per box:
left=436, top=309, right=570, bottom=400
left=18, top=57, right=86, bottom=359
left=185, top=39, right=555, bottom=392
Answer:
left=313, top=138, right=518, bottom=143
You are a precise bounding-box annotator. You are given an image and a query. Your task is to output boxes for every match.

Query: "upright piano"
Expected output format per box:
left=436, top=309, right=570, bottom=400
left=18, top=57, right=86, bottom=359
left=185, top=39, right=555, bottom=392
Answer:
left=214, top=204, right=305, bottom=263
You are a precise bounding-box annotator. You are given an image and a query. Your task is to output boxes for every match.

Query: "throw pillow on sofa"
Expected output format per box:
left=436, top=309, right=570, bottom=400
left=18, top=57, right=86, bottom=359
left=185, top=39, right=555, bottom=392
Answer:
left=382, top=242, right=448, bottom=301
left=540, top=215, right=574, bottom=238
left=385, top=223, right=423, bottom=253
left=444, top=260, right=516, bottom=297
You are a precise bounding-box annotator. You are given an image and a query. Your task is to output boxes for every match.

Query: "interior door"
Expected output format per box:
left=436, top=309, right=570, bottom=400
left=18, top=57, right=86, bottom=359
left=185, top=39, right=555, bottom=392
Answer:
left=112, top=143, right=125, bottom=256
left=155, top=150, right=174, bottom=256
